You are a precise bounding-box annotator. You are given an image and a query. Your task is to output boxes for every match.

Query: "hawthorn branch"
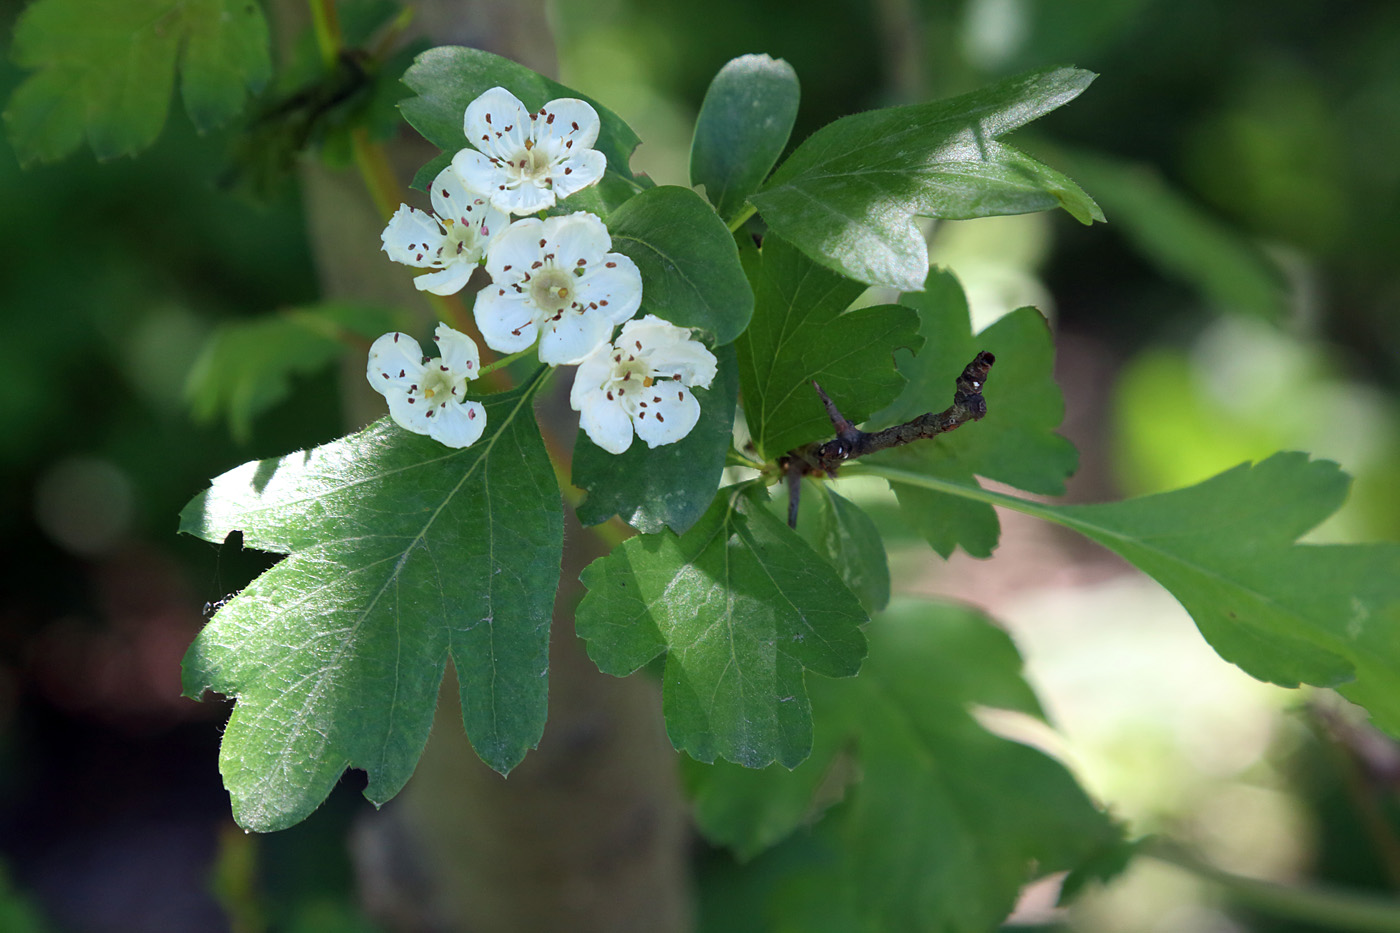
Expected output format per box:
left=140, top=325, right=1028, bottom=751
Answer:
left=779, top=351, right=995, bottom=527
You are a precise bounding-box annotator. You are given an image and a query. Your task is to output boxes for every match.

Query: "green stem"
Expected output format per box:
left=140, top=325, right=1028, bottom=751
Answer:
left=727, top=204, right=757, bottom=233
left=306, top=0, right=341, bottom=67
left=844, top=462, right=1061, bottom=522
left=477, top=347, right=538, bottom=378
left=1147, top=843, right=1400, bottom=933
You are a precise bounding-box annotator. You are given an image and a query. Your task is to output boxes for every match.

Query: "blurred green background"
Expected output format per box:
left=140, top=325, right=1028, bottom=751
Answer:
left=2, top=0, right=1399, bottom=930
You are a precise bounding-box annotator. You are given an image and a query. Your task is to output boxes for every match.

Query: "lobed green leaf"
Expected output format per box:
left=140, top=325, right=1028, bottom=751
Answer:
left=689, top=54, right=800, bottom=224
left=607, top=186, right=755, bottom=345
left=872, top=267, right=1077, bottom=557
left=749, top=66, right=1101, bottom=291
left=864, top=454, right=1400, bottom=732
left=576, top=485, right=868, bottom=769
left=573, top=345, right=739, bottom=535
left=181, top=373, right=563, bottom=831
left=735, top=234, right=922, bottom=460
left=5, top=0, right=271, bottom=164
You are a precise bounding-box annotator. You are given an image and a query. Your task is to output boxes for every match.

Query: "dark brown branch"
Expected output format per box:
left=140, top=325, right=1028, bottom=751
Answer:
left=779, top=351, right=995, bottom=527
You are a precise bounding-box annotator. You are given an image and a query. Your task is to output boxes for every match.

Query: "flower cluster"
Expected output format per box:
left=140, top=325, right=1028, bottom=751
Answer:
left=370, top=87, right=715, bottom=453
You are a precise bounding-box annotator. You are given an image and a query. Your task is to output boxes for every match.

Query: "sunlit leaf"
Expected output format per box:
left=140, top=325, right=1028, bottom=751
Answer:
left=864, top=454, right=1400, bottom=729
left=750, top=66, right=1100, bottom=291
left=181, top=372, right=563, bottom=831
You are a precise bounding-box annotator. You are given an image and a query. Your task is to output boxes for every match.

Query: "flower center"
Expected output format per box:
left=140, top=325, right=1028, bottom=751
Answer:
left=442, top=218, right=485, bottom=264
left=511, top=142, right=552, bottom=184
left=529, top=267, right=575, bottom=316
left=419, top=366, right=464, bottom=402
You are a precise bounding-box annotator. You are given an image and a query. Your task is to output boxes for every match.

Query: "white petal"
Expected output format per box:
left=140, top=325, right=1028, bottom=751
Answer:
left=474, top=289, right=539, bottom=354
left=535, top=98, right=602, bottom=153
left=430, top=166, right=493, bottom=227
left=491, top=182, right=556, bottom=216
left=483, top=217, right=546, bottom=280
left=464, top=87, right=532, bottom=161
left=414, top=263, right=475, bottom=296
left=432, top=323, right=481, bottom=377
left=577, top=391, right=634, bottom=454
left=575, top=252, right=643, bottom=326
left=385, top=385, right=430, bottom=432
left=631, top=383, right=702, bottom=448
left=381, top=205, right=447, bottom=268
left=451, top=149, right=507, bottom=205
left=545, top=211, right=612, bottom=267
left=621, top=316, right=718, bottom=388
left=367, top=331, right=425, bottom=393
left=569, top=342, right=616, bottom=410
left=539, top=309, right=613, bottom=366
left=426, top=399, right=487, bottom=448
left=550, top=149, right=607, bottom=201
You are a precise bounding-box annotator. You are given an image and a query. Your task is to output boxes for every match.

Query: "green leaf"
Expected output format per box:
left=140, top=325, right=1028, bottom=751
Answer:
left=186, top=303, right=408, bottom=443
left=801, top=484, right=890, bottom=613
left=576, top=485, right=868, bottom=768
left=749, top=66, right=1101, bottom=291
left=689, top=54, right=800, bottom=224
left=5, top=0, right=271, bottom=164
left=873, top=267, right=1077, bottom=558
left=1056, top=150, right=1288, bottom=319
left=735, top=234, right=922, bottom=460
left=573, top=344, right=738, bottom=535
left=398, top=46, right=642, bottom=194
left=862, top=454, right=1400, bottom=730
left=689, top=600, right=1115, bottom=929
left=180, top=372, right=563, bottom=832
left=607, top=186, right=755, bottom=345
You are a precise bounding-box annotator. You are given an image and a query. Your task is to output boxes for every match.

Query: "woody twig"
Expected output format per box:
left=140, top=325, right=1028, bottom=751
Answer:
left=779, top=351, right=995, bottom=527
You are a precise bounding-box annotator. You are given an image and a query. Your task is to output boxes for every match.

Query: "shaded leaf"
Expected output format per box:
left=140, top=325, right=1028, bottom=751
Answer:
left=872, top=267, right=1076, bottom=557
left=573, top=344, right=738, bottom=535
left=186, top=303, right=408, bottom=443
left=750, top=66, right=1100, bottom=291
left=181, top=372, right=563, bottom=831
left=690, top=54, right=800, bottom=224
left=5, top=0, right=271, bottom=164
left=576, top=485, right=868, bottom=768
left=608, top=186, right=754, bottom=345
left=689, top=601, right=1115, bottom=929
left=803, top=484, right=890, bottom=613
left=736, top=234, right=922, bottom=460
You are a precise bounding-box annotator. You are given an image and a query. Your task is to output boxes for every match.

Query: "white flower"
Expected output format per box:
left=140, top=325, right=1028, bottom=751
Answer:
left=570, top=315, right=718, bottom=454
left=452, top=86, right=607, bottom=216
left=366, top=324, right=487, bottom=448
left=475, top=212, right=642, bottom=365
left=379, top=167, right=507, bottom=295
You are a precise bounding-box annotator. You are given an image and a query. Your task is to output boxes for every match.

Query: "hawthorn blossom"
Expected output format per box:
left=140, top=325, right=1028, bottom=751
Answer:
left=366, top=324, right=486, bottom=449
left=379, top=167, right=507, bottom=295
left=452, top=86, right=606, bottom=215
left=570, top=315, right=718, bottom=454
left=474, top=211, right=642, bottom=365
